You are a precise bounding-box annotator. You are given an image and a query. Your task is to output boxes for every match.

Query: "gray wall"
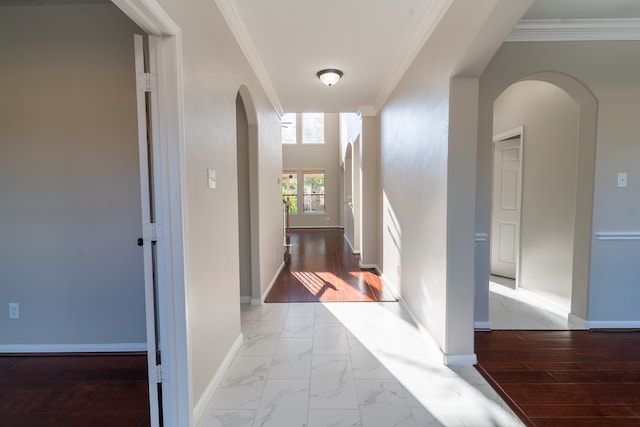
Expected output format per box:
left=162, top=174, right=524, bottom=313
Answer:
left=478, top=41, right=640, bottom=324
left=282, top=113, right=341, bottom=228
left=0, top=4, right=146, bottom=346
left=493, top=80, right=580, bottom=308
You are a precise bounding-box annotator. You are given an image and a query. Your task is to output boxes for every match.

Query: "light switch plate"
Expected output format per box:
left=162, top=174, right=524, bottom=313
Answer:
left=207, top=169, right=216, bottom=189
left=617, top=172, right=627, bottom=188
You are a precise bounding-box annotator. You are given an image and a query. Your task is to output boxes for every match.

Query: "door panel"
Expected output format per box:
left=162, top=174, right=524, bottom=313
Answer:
left=134, top=34, right=162, bottom=427
left=491, top=136, right=522, bottom=279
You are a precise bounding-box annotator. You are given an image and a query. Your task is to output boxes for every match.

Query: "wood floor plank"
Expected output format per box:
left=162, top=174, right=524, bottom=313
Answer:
left=0, top=354, right=149, bottom=426
left=476, top=330, right=640, bottom=426
left=266, top=228, right=396, bottom=303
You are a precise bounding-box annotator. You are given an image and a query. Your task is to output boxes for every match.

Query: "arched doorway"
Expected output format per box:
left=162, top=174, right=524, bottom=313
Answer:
left=236, top=86, right=260, bottom=303
left=488, top=72, right=597, bottom=327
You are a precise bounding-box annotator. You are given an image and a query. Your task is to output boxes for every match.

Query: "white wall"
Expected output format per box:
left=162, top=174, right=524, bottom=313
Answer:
left=477, top=41, right=640, bottom=325
left=379, top=0, right=527, bottom=360
left=493, top=81, right=580, bottom=308
left=0, top=4, right=146, bottom=347
left=156, top=0, right=284, bottom=407
left=282, top=113, right=341, bottom=228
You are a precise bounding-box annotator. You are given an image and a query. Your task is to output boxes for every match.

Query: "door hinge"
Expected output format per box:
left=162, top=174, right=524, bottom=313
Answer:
left=154, top=364, right=164, bottom=384
left=137, top=72, right=157, bottom=93
left=143, top=223, right=160, bottom=243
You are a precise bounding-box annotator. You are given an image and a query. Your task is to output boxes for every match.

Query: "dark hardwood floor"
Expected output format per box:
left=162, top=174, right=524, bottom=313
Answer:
left=266, top=228, right=396, bottom=302
left=475, top=330, right=640, bottom=426
left=0, top=353, right=150, bottom=427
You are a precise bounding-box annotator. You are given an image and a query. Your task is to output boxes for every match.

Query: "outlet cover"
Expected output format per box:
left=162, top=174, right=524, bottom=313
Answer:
left=9, top=303, right=19, bottom=319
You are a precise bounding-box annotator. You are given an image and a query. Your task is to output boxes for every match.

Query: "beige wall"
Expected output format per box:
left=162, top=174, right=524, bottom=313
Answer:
left=478, top=41, right=640, bottom=324
left=282, top=113, right=342, bottom=228
left=379, top=0, right=527, bottom=359
left=156, top=0, right=284, bottom=407
left=494, top=80, right=579, bottom=307
left=0, top=4, right=146, bottom=346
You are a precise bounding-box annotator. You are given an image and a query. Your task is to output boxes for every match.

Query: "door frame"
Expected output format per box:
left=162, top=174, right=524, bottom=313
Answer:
left=111, top=1, right=189, bottom=426
left=491, top=126, right=524, bottom=288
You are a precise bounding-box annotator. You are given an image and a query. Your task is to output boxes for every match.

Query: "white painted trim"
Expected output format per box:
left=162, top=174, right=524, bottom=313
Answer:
left=507, top=19, right=640, bottom=42
left=493, top=126, right=523, bottom=143
left=214, top=0, right=283, bottom=116
left=568, top=313, right=588, bottom=329
left=595, top=232, right=640, bottom=241
left=259, top=261, right=286, bottom=303
left=374, top=0, right=453, bottom=111
left=192, top=333, right=243, bottom=425
left=0, top=343, right=146, bottom=353
left=474, top=321, right=491, bottom=331
left=290, top=225, right=344, bottom=229
left=587, top=320, right=640, bottom=329
left=240, top=296, right=252, bottom=304
left=358, top=261, right=380, bottom=273
left=443, top=353, right=478, bottom=366
left=344, top=234, right=356, bottom=253
left=111, top=2, right=189, bottom=427
left=474, top=232, right=488, bottom=242
left=392, top=288, right=477, bottom=366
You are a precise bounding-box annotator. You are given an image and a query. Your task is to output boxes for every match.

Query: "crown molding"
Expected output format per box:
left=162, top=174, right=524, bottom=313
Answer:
left=215, top=0, right=284, bottom=117
left=507, top=18, right=640, bottom=42
left=373, top=0, right=454, bottom=113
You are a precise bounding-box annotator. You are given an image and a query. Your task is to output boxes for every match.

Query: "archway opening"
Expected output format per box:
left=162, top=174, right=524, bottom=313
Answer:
left=489, top=72, right=597, bottom=328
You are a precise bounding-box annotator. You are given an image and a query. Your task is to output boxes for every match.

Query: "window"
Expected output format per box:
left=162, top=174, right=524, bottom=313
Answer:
left=303, top=171, right=325, bottom=214
left=281, top=113, right=296, bottom=144
left=282, top=171, right=298, bottom=213
left=302, top=113, right=324, bottom=144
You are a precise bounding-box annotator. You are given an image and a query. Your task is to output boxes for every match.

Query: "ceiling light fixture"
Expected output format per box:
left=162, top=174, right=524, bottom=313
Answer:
left=316, top=69, right=343, bottom=86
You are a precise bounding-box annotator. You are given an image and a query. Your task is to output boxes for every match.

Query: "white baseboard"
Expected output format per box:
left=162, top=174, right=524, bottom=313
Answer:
left=343, top=234, right=356, bottom=253
left=358, top=261, right=380, bottom=274
left=568, top=313, right=588, bottom=329
left=289, top=225, right=344, bottom=229
left=0, top=343, right=147, bottom=353
left=587, top=320, right=640, bottom=329
left=474, top=321, right=491, bottom=331
left=443, top=353, right=478, bottom=366
left=240, top=296, right=252, bottom=304
left=193, top=333, right=243, bottom=424
left=259, top=260, right=286, bottom=303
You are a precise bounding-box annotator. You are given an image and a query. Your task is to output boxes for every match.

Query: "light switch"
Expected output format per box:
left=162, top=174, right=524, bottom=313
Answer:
left=208, top=169, right=216, bottom=189
left=617, top=172, right=627, bottom=188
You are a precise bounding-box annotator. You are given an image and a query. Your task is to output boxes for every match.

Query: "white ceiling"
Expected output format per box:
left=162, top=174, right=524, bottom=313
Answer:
left=5, top=0, right=637, bottom=113
left=218, top=0, right=640, bottom=115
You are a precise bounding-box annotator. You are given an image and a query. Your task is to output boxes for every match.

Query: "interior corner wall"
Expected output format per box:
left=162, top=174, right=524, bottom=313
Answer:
left=0, top=4, right=146, bottom=347
left=146, top=0, right=284, bottom=406
left=282, top=113, right=341, bottom=228
left=494, top=81, right=579, bottom=308
left=478, top=41, right=640, bottom=324
left=360, top=115, right=380, bottom=268
left=379, top=1, right=508, bottom=353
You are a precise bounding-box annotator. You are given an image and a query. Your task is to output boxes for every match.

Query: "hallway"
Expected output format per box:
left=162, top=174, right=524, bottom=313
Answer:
left=197, top=301, right=522, bottom=426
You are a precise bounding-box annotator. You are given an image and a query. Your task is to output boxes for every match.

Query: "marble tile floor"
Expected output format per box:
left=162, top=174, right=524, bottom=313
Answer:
left=489, top=277, right=586, bottom=330
left=197, top=302, right=524, bottom=427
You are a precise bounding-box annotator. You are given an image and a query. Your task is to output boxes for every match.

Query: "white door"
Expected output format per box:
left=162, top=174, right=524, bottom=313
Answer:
left=490, top=133, right=523, bottom=279
left=134, top=34, right=163, bottom=427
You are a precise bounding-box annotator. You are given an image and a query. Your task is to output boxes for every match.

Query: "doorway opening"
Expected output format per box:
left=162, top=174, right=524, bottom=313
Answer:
left=489, top=74, right=597, bottom=329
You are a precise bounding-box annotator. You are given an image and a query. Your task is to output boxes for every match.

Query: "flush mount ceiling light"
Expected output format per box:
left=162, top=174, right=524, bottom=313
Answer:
left=316, top=69, right=343, bottom=86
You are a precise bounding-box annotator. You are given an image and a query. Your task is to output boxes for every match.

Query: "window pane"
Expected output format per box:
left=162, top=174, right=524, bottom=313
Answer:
left=282, top=171, right=298, bottom=213
left=281, top=113, right=296, bottom=144
left=303, top=172, right=325, bottom=213
left=301, top=113, right=324, bottom=144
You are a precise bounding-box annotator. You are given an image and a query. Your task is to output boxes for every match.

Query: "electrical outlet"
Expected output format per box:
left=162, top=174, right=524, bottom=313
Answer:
left=9, top=303, right=19, bottom=319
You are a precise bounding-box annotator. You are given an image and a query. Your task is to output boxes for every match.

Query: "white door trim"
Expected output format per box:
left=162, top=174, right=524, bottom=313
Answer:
left=111, top=1, right=190, bottom=426
left=491, top=126, right=524, bottom=287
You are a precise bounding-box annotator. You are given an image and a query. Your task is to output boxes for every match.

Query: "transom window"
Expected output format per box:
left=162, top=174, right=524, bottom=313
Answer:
left=281, top=113, right=325, bottom=144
